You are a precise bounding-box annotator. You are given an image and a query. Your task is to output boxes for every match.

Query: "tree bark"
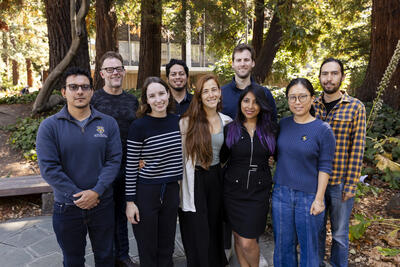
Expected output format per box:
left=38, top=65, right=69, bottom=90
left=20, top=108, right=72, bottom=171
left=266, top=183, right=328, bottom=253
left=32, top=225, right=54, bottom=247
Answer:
left=357, top=0, right=400, bottom=109
left=180, top=0, right=187, bottom=61
left=137, top=0, right=162, bottom=89
left=252, top=0, right=264, bottom=58
left=43, top=0, right=90, bottom=91
left=252, top=0, right=291, bottom=84
left=26, top=58, right=33, bottom=87
left=33, top=0, right=89, bottom=113
left=93, top=0, right=118, bottom=90
left=12, top=60, right=18, bottom=85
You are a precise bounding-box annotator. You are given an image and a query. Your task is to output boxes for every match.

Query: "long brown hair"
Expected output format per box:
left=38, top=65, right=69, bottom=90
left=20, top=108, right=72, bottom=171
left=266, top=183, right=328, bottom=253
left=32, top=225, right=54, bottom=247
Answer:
left=182, top=74, right=222, bottom=169
left=136, top=76, right=175, bottom=118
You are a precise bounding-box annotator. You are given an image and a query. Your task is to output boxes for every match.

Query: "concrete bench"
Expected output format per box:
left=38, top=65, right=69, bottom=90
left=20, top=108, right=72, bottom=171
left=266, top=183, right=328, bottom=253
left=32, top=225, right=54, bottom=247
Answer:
left=0, top=175, right=54, bottom=214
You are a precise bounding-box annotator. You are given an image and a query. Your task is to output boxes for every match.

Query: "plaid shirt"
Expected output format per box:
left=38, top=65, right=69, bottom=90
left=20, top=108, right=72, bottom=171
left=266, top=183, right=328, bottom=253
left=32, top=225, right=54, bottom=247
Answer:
left=314, top=91, right=366, bottom=194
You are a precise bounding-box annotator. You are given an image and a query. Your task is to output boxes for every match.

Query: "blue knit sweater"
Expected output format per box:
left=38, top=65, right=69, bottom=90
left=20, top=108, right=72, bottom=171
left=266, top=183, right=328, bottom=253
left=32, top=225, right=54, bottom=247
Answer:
left=274, top=116, right=336, bottom=193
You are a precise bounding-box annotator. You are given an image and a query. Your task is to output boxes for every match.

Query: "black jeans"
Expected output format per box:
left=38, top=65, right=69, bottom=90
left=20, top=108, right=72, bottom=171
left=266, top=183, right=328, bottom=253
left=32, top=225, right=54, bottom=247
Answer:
left=113, top=171, right=130, bottom=261
left=132, top=182, right=179, bottom=267
left=52, top=198, right=115, bottom=267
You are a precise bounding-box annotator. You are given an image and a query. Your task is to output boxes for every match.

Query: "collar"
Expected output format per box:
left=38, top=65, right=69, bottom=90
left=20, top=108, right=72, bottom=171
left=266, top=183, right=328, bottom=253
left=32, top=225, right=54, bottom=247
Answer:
left=56, top=105, right=101, bottom=121
left=315, top=90, right=351, bottom=105
left=178, top=91, right=193, bottom=103
left=230, top=76, right=258, bottom=91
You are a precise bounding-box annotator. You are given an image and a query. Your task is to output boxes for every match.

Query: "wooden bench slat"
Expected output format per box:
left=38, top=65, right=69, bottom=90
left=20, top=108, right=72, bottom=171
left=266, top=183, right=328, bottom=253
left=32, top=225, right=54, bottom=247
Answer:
left=0, top=175, right=52, bottom=197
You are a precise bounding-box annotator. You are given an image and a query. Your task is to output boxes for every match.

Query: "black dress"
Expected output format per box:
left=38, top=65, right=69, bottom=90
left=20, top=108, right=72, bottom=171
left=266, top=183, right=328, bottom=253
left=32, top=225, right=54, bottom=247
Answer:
left=221, top=126, right=273, bottom=239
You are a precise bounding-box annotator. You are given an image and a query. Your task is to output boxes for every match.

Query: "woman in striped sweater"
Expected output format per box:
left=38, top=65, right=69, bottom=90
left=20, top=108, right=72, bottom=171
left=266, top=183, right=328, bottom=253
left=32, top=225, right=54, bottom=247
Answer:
left=125, top=77, right=183, bottom=267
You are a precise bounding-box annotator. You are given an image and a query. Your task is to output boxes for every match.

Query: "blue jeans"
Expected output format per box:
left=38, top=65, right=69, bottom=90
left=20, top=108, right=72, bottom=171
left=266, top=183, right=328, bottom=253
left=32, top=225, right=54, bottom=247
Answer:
left=272, top=184, right=325, bottom=267
left=318, top=183, right=354, bottom=267
left=53, top=198, right=115, bottom=267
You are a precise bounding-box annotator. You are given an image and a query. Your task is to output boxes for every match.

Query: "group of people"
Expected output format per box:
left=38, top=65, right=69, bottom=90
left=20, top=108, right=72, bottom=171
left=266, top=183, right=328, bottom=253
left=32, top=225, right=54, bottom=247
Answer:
left=36, top=43, right=366, bottom=267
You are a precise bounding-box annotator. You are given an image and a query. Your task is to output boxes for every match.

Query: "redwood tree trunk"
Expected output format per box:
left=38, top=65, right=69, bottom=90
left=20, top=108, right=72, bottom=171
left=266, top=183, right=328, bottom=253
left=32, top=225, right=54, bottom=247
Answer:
left=137, top=0, right=162, bottom=89
left=93, top=0, right=118, bottom=90
left=252, top=0, right=291, bottom=84
left=12, top=59, right=18, bottom=85
left=26, top=58, right=33, bottom=87
left=252, top=0, right=264, bottom=58
left=357, top=0, right=400, bottom=109
left=44, top=0, right=90, bottom=91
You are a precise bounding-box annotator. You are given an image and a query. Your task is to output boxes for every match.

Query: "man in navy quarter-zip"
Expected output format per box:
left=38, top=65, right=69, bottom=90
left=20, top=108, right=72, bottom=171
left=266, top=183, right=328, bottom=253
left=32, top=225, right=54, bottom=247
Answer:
left=36, top=67, right=122, bottom=267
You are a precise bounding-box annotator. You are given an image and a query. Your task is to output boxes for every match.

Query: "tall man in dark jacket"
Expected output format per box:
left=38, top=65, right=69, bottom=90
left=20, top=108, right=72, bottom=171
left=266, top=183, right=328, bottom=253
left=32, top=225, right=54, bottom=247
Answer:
left=221, top=43, right=277, bottom=120
left=36, top=67, right=122, bottom=266
left=91, top=51, right=139, bottom=267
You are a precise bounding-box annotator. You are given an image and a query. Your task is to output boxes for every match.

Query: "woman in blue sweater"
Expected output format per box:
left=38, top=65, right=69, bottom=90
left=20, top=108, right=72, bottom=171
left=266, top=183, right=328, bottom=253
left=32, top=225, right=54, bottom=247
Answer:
left=272, top=78, right=335, bottom=267
left=125, top=77, right=183, bottom=267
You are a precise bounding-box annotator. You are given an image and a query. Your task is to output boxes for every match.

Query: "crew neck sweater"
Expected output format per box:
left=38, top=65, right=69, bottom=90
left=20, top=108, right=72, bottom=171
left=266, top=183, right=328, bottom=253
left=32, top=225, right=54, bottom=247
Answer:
left=91, top=88, right=139, bottom=164
left=274, top=116, right=336, bottom=193
left=125, top=114, right=183, bottom=201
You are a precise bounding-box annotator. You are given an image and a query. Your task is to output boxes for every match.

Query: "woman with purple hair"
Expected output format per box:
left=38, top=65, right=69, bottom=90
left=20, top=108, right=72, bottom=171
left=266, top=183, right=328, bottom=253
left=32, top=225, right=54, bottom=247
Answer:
left=221, top=85, right=278, bottom=266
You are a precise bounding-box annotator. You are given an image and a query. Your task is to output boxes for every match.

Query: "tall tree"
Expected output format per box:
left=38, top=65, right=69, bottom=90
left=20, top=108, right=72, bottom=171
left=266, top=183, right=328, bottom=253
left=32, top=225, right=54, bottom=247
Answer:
left=43, top=0, right=90, bottom=91
left=136, top=0, right=162, bottom=89
left=252, top=0, right=265, bottom=58
left=34, top=0, right=89, bottom=113
left=252, top=0, right=292, bottom=84
left=357, top=0, right=400, bottom=109
left=93, top=0, right=118, bottom=90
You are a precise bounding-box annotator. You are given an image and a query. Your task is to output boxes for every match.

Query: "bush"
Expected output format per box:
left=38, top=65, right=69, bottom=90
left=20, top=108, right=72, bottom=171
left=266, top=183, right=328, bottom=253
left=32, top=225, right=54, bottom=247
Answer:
left=0, top=91, right=39, bottom=104
left=7, top=117, right=45, bottom=161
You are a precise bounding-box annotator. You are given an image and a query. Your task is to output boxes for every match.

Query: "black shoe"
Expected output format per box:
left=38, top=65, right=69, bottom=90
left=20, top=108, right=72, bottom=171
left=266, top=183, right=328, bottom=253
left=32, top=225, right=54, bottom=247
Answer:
left=115, top=257, right=139, bottom=267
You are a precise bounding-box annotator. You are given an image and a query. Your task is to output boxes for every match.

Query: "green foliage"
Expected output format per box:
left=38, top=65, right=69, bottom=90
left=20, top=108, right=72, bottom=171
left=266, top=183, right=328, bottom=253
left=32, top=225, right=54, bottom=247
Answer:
left=126, top=88, right=142, bottom=99
left=7, top=117, right=45, bottom=161
left=375, top=246, right=400, bottom=257
left=213, top=54, right=234, bottom=85
left=349, top=213, right=371, bottom=241
left=0, top=91, right=39, bottom=104
left=355, top=182, right=381, bottom=202
left=381, top=168, right=400, bottom=190
left=349, top=214, right=400, bottom=242
left=270, top=87, right=290, bottom=120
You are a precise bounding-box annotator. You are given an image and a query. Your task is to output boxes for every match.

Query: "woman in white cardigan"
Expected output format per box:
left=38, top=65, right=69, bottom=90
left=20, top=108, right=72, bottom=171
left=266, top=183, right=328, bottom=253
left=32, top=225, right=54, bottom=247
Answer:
left=179, top=74, right=231, bottom=267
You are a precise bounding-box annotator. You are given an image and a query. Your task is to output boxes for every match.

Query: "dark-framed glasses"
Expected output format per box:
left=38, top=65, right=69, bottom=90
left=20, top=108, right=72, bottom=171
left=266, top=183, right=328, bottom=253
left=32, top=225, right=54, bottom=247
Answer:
left=288, top=94, right=310, bottom=104
left=101, top=66, right=125, bottom=73
left=66, top=84, right=92, bottom=92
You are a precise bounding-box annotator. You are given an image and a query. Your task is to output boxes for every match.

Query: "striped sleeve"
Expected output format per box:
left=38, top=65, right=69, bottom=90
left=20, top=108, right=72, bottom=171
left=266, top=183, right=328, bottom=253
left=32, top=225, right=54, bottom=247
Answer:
left=125, top=123, right=143, bottom=202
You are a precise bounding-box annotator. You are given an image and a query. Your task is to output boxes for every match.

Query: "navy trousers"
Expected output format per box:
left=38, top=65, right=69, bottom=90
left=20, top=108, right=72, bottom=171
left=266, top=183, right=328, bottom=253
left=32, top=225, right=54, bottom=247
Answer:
left=52, top=198, right=115, bottom=267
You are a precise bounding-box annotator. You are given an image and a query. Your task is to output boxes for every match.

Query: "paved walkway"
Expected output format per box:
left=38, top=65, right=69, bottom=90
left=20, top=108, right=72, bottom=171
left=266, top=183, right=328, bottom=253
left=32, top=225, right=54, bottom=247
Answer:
left=0, top=216, right=274, bottom=267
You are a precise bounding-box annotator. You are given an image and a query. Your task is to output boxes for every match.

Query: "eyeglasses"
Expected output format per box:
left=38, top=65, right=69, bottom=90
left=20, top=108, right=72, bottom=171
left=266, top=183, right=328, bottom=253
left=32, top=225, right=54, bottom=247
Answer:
left=288, top=94, right=310, bottom=104
left=66, top=84, right=92, bottom=92
left=101, top=66, right=125, bottom=73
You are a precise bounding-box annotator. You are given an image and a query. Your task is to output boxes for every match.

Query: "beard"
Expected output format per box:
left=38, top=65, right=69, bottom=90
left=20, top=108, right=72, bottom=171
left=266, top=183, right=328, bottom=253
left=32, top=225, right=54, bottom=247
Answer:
left=234, top=69, right=252, bottom=79
left=322, top=80, right=342, bottom=95
left=171, top=86, right=186, bottom=92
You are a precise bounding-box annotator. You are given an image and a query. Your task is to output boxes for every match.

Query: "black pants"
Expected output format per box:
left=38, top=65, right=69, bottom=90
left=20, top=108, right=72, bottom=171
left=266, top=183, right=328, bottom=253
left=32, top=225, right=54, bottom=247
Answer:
left=113, top=170, right=130, bottom=261
left=132, top=182, right=179, bottom=267
left=179, top=165, right=227, bottom=267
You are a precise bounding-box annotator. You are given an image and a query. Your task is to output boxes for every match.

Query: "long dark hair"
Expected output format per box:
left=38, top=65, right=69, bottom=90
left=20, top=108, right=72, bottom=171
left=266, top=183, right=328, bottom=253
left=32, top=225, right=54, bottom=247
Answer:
left=285, top=78, right=315, bottom=116
left=226, top=85, right=278, bottom=154
left=136, top=77, right=175, bottom=118
left=181, top=74, right=222, bottom=169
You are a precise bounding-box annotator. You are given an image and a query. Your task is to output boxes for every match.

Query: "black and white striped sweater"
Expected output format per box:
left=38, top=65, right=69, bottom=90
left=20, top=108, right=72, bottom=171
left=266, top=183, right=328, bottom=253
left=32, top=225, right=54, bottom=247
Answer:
left=125, top=114, right=183, bottom=201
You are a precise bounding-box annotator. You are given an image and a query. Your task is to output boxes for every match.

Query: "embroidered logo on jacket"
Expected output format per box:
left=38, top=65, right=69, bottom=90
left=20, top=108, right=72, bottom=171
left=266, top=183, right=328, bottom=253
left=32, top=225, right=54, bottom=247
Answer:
left=94, top=126, right=107, bottom=138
